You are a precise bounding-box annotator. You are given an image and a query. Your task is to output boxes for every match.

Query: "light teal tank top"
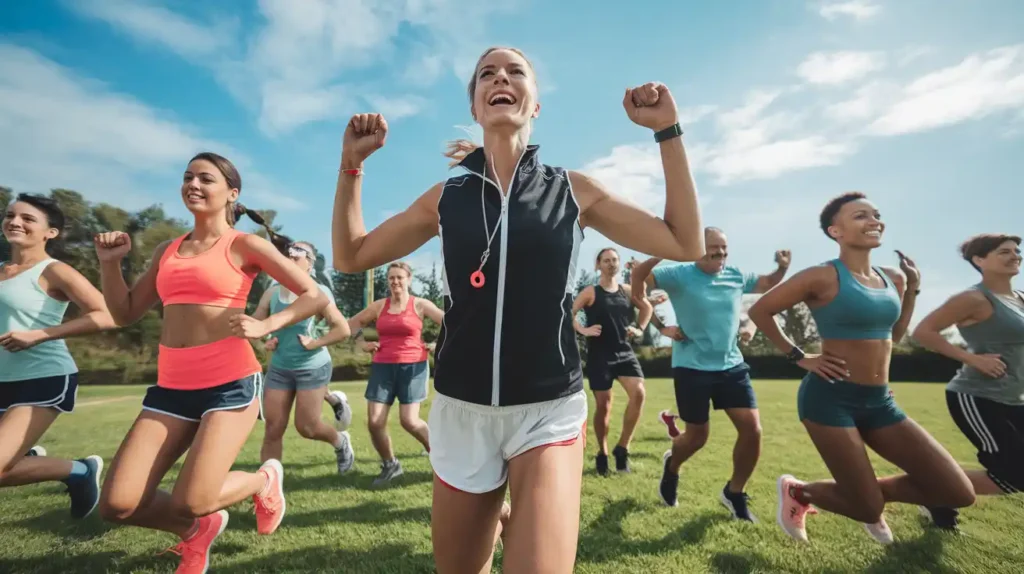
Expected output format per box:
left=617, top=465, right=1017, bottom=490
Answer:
left=0, top=259, right=78, bottom=382
left=947, top=285, right=1024, bottom=405
left=267, top=283, right=334, bottom=372
left=810, top=259, right=902, bottom=340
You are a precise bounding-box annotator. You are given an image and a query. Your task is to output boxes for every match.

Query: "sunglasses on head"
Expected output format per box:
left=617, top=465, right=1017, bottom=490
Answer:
left=287, top=244, right=314, bottom=261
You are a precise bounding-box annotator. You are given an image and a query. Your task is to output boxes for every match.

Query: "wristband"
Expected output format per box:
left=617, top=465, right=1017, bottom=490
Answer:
left=340, top=168, right=363, bottom=176
left=654, top=123, right=683, bottom=143
left=786, top=346, right=805, bottom=363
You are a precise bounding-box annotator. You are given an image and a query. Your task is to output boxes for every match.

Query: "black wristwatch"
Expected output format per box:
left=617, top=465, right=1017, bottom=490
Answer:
left=654, top=123, right=683, bottom=143
left=786, top=346, right=805, bottom=363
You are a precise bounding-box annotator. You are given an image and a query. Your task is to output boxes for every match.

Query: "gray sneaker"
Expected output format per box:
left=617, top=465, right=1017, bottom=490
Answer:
left=335, top=431, right=354, bottom=475
left=372, top=459, right=403, bottom=486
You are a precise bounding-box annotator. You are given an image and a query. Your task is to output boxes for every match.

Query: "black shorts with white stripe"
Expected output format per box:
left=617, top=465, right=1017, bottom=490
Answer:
left=946, top=390, right=1024, bottom=494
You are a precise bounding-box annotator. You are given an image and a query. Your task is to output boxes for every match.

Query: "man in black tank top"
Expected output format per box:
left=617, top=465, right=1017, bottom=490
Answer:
left=573, top=248, right=653, bottom=475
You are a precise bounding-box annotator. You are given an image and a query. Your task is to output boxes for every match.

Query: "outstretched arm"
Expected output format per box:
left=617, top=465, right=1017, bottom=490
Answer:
left=570, top=83, right=704, bottom=263
left=332, top=112, right=441, bottom=272
left=751, top=250, right=791, bottom=294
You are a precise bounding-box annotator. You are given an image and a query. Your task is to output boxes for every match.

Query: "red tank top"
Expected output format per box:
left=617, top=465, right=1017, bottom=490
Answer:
left=373, top=297, right=428, bottom=364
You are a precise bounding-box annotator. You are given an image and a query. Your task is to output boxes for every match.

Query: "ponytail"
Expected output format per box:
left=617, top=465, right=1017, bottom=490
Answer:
left=232, top=202, right=293, bottom=255
left=443, top=138, right=480, bottom=168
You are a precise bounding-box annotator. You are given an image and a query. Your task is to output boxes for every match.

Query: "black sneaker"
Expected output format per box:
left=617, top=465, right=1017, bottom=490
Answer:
left=66, top=455, right=103, bottom=519
left=596, top=452, right=609, bottom=477
left=720, top=482, right=758, bottom=522
left=612, top=445, right=630, bottom=473
left=658, top=450, right=678, bottom=507
left=921, top=506, right=960, bottom=531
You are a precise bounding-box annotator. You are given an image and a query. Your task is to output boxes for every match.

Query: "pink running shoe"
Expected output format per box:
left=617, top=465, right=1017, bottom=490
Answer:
left=658, top=410, right=681, bottom=438
left=254, top=459, right=286, bottom=535
left=164, top=510, right=228, bottom=574
left=864, top=516, right=894, bottom=544
left=776, top=474, right=811, bottom=542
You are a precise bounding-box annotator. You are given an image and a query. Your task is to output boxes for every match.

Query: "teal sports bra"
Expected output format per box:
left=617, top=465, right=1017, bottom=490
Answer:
left=809, top=259, right=902, bottom=340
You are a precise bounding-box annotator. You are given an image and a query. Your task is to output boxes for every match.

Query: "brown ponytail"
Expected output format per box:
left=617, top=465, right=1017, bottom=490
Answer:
left=234, top=202, right=293, bottom=255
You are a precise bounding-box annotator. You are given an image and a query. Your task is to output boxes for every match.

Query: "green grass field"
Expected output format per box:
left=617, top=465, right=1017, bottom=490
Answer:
left=1, top=380, right=1022, bottom=573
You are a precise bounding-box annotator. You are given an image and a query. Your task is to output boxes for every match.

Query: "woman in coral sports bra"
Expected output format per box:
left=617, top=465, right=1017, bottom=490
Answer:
left=347, top=262, right=443, bottom=486
left=92, top=152, right=329, bottom=574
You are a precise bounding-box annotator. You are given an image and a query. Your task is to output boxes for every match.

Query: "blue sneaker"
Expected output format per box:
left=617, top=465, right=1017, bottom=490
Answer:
left=66, top=455, right=103, bottom=519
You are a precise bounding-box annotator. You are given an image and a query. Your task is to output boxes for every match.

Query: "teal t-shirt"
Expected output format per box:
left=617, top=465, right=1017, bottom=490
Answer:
left=652, top=263, right=758, bottom=372
left=267, top=283, right=335, bottom=372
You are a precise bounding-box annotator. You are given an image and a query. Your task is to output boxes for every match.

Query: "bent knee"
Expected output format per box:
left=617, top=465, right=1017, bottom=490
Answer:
left=170, top=495, right=219, bottom=520
left=629, top=383, right=646, bottom=404
left=99, top=494, right=143, bottom=523
left=263, top=422, right=288, bottom=440
left=399, top=417, right=421, bottom=433
left=739, top=422, right=763, bottom=441
left=294, top=421, right=320, bottom=439
left=945, top=482, right=977, bottom=508
left=683, top=425, right=710, bottom=449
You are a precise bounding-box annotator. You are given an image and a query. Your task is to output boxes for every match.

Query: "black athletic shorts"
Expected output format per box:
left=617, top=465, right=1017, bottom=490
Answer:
left=586, top=355, right=644, bottom=392
left=946, top=391, right=1024, bottom=493
left=0, top=374, right=78, bottom=413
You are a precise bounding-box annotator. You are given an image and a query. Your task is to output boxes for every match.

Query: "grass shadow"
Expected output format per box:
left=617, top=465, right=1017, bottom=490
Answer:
left=230, top=500, right=430, bottom=531
left=836, top=528, right=957, bottom=574
left=10, top=509, right=113, bottom=541
left=576, top=498, right=730, bottom=564
left=709, top=551, right=783, bottom=574
left=282, top=469, right=434, bottom=493
left=214, top=543, right=434, bottom=573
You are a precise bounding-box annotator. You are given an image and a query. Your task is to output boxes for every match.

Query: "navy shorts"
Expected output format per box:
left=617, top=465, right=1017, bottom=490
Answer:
left=0, top=374, right=78, bottom=413
left=142, top=373, right=263, bottom=422
left=365, top=361, right=429, bottom=405
left=587, top=355, right=644, bottom=392
left=673, top=363, right=756, bottom=425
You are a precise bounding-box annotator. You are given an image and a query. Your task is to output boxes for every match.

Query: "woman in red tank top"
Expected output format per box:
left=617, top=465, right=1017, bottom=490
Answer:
left=348, top=262, right=444, bottom=486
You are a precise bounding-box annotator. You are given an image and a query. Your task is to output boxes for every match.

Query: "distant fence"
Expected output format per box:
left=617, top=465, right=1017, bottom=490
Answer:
left=76, top=351, right=962, bottom=385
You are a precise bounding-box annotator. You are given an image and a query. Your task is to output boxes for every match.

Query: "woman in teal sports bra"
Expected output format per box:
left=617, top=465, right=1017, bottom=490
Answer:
left=1, top=193, right=116, bottom=520
left=252, top=240, right=356, bottom=475
left=749, top=191, right=974, bottom=544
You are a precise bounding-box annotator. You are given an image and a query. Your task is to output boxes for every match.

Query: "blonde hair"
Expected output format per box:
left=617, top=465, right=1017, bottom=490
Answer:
left=387, top=261, right=413, bottom=278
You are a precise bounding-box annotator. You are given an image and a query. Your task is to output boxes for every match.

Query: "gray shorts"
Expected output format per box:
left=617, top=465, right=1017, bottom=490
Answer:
left=264, top=362, right=332, bottom=392
left=365, top=361, right=429, bottom=405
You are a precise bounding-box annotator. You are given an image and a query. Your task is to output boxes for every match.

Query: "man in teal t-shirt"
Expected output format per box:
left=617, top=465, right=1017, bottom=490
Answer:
left=631, top=227, right=791, bottom=521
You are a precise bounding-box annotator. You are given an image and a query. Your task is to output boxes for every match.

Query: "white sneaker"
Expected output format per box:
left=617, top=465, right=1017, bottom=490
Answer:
left=864, top=516, right=894, bottom=544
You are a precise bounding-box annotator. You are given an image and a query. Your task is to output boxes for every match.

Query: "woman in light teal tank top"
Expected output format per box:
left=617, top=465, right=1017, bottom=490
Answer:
left=913, top=233, right=1024, bottom=531
left=749, top=192, right=974, bottom=544
left=1, top=194, right=116, bottom=520
left=251, top=240, right=356, bottom=475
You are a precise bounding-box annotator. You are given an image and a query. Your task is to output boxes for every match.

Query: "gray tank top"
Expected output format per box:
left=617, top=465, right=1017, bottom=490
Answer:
left=946, top=284, right=1024, bottom=405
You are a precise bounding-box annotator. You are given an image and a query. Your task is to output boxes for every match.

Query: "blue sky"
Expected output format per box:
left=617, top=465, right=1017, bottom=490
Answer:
left=1, top=0, right=1022, bottom=332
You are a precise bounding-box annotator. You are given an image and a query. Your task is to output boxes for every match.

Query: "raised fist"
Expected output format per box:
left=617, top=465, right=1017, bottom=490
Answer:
left=94, top=231, right=132, bottom=262
left=342, top=113, right=388, bottom=166
left=623, top=82, right=679, bottom=132
left=775, top=250, right=792, bottom=269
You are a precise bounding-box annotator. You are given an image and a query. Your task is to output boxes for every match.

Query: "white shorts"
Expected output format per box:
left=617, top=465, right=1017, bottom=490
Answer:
left=428, top=390, right=588, bottom=494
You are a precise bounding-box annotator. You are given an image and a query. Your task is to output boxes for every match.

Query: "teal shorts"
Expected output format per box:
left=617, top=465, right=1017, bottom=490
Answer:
left=797, top=373, right=906, bottom=430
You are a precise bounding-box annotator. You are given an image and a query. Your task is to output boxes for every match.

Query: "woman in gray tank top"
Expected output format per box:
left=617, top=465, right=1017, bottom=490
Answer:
left=913, top=233, right=1024, bottom=531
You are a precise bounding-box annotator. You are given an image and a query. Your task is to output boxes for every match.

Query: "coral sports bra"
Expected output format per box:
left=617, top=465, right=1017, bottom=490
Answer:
left=156, top=228, right=256, bottom=308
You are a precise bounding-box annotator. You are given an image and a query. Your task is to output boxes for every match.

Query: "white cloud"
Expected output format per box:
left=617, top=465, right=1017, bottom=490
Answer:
left=65, top=0, right=237, bottom=60
left=818, top=0, right=881, bottom=21
left=0, top=44, right=304, bottom=212
left=797, top=51, right=887, bottom=85
left=867, top=45, right=1024, bottom=136
left=365, top=94, right=430, bottom=122
left=66, top=0, right=521, bottom=134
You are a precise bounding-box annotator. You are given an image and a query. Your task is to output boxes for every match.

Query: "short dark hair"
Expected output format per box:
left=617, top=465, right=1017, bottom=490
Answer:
left=819, top=192, right=867, bottom=240
left=595, top=247, right=618, bottom=265
left=960, top=233, right=1022, bottom=272
left=13, top=193, right=65, bottom=237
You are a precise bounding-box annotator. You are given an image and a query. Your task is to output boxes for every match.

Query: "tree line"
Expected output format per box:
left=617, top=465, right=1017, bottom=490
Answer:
left=2, top=186, right=956, bottom=366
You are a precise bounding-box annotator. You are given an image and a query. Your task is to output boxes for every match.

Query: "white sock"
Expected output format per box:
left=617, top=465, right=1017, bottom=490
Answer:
left=325, top=392, right=340, bottom=406
left=332, top=431, right=346, bottom=449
